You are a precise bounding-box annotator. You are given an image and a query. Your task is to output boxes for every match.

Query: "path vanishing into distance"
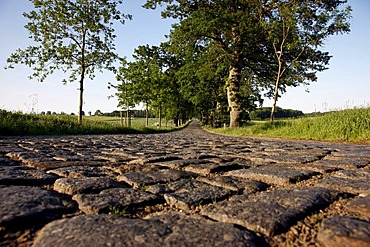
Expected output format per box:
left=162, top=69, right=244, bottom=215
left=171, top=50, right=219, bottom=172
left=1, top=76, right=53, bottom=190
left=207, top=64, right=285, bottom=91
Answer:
left=0, top=121, right=369, bottom=246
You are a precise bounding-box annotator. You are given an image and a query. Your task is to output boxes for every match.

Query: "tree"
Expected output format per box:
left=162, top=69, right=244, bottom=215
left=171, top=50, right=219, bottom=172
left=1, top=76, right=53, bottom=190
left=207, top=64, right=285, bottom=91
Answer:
left=114, top=43, right=189, bottom=127
left=145, top=0, right=352, bottom=127
left=94, top=109, right=102, bottom=116
left=145, top=0, right=269, bottom=127
left=6, top=0, right=131, bottom=124
left=256, top=0, right=351, bottom=121
left=112, top=77, right=137, bottom=127
left=112, top=51, right=157, bottom=127
left=173, top=41, right=228, bottom=126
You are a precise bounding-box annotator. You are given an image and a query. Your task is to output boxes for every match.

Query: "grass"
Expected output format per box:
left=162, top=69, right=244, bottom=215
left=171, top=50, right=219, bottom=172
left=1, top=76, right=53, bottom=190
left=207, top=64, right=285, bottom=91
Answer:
left=0, top=109, right=177, bottom=136
left=208, top=107, right=370, bottom=144
left=108, top=205, right=128, bottom=216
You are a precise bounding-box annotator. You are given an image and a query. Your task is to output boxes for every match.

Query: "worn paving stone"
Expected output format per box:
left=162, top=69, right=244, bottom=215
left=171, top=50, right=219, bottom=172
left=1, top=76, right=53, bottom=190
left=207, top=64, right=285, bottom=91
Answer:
left=327, top=149, right=370, bottom=159
left=164, top=180, right=234, bottom=210
left=117, top=169, right=196, bottom=188
left=317, top=176, right=370, bottom=197
left=346, top=197, right=370, bottom=218
left=183, top=162, right=245, bottom=176
left=0, top=186, right=76, bottom=226
left=0, top=166, right=58, bottom=185
left=33, top=213, right=259, bottom=247
left=313, top=159, right=369, bottom=169
left=145, top=211, right=261, bottom=246
left=23, top=160, right=111, bottom=171
left=0, top=157, right=18, bottom=166
left=196, top=175, right=269, bottom=194
left=295, top=163, right=342, bottom=173
left=5, top=151, right=43, bottom=163
left=248, top=153, right=322, bottom=164
left=47, top=165, right=119, bottom=178
left=202, top=187, right=345, bottom=237
left=153, top=158, right=211, bottom=169
left=317, top=216, right=370, bottom=247
left=145, top=179, right=193, bottom=194
left=72, top=188, right=162, bottom=214
left=226, top=166, right=320, bottom=185
left=0, top=144, right=26, bottom=154
left=54, top=177, right=127, bottom=195
left=332, top=169, right=370, bottom=179
left=127, top=156, right=181, bottom=165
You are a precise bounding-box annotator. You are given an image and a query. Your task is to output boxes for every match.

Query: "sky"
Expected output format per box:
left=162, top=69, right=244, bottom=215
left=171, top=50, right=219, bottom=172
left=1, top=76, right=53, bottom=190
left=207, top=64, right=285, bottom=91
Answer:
left=0, top=0, right=369, bottom=115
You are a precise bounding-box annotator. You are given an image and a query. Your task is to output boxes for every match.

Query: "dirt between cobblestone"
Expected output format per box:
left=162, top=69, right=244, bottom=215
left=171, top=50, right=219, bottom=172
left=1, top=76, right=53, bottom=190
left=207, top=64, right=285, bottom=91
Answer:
left=0, top=121, right=369, bottom=247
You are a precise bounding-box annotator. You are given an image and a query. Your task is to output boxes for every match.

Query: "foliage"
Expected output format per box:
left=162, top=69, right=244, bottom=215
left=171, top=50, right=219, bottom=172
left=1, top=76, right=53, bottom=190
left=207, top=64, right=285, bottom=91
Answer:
left=257, top=0, right=352, bottom=120
left=6, top=0, right=131, bottom=124
left=144, top=0, right=352, bottom=127
left=146, top=0, right=269, bottom=127
left=208, top=107, right=370, bottom=144
left=112, top=43, right=193, bottom=126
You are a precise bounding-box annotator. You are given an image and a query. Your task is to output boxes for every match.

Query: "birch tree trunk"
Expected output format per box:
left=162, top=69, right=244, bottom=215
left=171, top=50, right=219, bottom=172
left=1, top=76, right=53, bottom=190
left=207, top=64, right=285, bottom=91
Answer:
left=145, top=101, right=149, bottom=127
left=270, top=58, right=282, bottom=122
left=78, top=67, right=85, bottom=124
left=227, top=66, right=242, bottom=127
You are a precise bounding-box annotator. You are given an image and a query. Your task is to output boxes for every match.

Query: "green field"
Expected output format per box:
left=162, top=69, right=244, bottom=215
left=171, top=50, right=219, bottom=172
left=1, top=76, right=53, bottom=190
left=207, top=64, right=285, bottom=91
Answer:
left=207, top=107, right=370, bottom=145
left=0, top=110, right=177, bottom=136
left=84, top=115, right=175, bottom=128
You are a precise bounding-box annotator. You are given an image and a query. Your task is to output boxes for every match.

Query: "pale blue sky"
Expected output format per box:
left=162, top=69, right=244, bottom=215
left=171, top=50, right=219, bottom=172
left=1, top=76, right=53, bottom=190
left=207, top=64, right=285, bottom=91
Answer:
left=0, top=0, right=369, bottom=114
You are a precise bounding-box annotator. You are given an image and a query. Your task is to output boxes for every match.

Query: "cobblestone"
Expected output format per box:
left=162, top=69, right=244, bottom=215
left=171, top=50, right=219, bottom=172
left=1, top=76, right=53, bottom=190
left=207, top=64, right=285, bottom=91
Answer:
left=317, top=216, right=370, bottom=247
left=32, top=212, right=258, bottom=247
left=0, top=120, right=369, bottom=246
left=226, top=166, right=320, bottom=185
left=202, top=187, right=346, bottom=237
left=72, top=188, right=162, bottom=214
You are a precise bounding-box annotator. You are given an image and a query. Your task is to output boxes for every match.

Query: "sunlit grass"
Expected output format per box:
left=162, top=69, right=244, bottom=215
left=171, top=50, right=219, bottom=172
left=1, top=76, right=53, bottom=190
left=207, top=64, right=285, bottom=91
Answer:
left=208, top=107, right=370, bottom=144
left=0, top=110, right=177, bottom=136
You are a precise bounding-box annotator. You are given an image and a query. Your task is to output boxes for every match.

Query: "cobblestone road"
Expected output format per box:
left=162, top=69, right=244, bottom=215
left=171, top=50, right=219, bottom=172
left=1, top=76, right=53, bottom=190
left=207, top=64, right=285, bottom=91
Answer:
left=1, top=121, right=369, bottom=246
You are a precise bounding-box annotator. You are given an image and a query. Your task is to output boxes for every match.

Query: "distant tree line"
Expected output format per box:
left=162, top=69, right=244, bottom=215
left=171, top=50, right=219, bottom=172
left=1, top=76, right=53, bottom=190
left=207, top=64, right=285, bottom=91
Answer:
left=101, top=110, right=156, bottom=118
left=40, top=111, right=72, bottom=116
left=38, top=109, right=157, bottom=118
left=249, top=107, right=304, bottom=120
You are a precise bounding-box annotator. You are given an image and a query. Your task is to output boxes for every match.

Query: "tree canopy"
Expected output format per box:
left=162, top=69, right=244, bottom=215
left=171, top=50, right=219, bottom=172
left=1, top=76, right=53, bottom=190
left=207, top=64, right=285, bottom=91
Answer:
left=141, top=0, right=351, bottom=127
left=6, top=0, right=131, bottom=124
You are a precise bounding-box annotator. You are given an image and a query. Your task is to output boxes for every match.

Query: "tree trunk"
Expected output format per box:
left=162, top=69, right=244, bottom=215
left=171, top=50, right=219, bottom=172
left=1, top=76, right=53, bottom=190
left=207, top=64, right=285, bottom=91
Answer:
left=120, top=110, right=123, bottom=127
left=270, top=81, right=279, bottom=122
left=227, top=66, right=242, bottom=128
left=158, top=105, right=162, bottom=128
left=127, top=107, right=131, bottom=127
left=145, top=101, right=149, bottom=127
left=270, top=58, right=282, bottom=122
left=78, top=67, right=85, bottom=124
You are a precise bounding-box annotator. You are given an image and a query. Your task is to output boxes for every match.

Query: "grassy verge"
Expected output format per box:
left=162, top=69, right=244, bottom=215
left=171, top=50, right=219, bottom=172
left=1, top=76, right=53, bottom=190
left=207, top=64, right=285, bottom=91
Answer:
left=0, top=110, right=177, bottom=136
left=207, top=107, right=370, bottom=145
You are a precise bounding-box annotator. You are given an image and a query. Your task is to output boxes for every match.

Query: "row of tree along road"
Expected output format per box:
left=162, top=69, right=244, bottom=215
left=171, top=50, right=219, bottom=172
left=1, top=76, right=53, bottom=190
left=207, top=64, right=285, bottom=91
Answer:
left=6, top=0, right=352, bottom=127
